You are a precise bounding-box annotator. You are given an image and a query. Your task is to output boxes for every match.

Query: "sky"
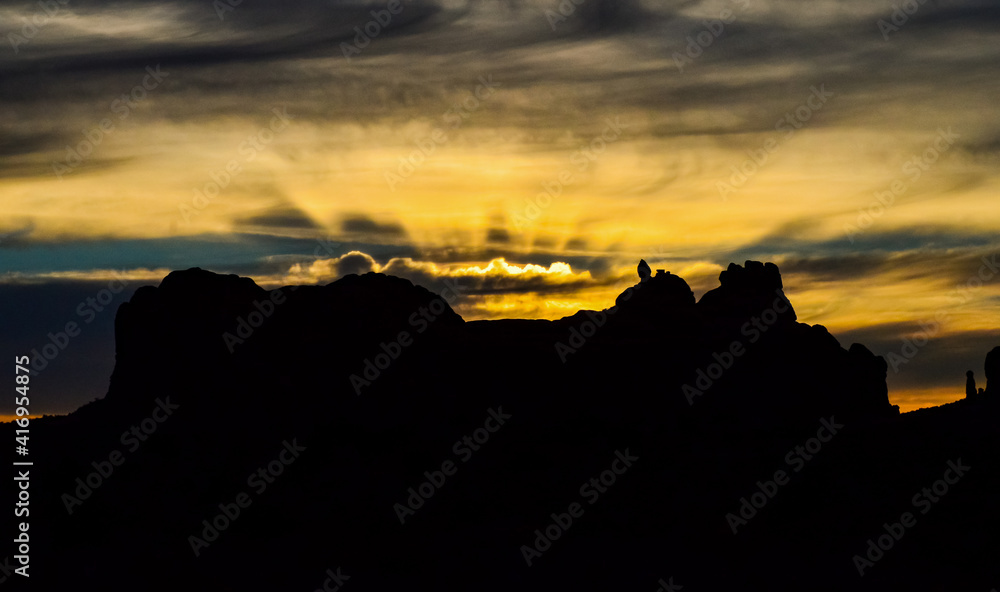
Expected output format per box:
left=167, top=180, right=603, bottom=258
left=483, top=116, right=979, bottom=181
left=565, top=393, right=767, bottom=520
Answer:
left=1, top=0, right=999, bottom=415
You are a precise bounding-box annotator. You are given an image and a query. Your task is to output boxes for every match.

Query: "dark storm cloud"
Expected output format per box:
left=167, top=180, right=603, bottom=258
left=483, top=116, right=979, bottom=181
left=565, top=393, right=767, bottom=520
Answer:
left=0, top=129, right=64, bottom=157
left=2, top=0, right=998, bottom=179
left=899, top=2, right=1000, bottom=27
left=731, top=224, right=998, bottom=263
left=531, top=235, right=557, bottom=249
left=336, top=252, right=379, bottom=275
left=959, top=136, right=1000, bottom=165
left=236, top=204, right=320, bottom=230
left=340, top=214, right=407, bottom=238
left=0, top=220, right=36, bottom=247
left=776, top=247, right=1000, bottom=288
left=486, top=227, right=510, bottom=244
left=0, top=0, right=445, bottom=76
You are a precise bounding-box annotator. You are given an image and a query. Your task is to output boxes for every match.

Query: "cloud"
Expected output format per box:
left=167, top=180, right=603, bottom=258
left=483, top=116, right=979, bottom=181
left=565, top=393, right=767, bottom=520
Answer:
left=775, top=246, right=1000, bottom=290
left=283, top=250, right=594, bottom=294
left=2, top=0, right=998, bottom=417
left=0, top=267, right=173, bottom=285
left=340, top=215, right=407, bottom=238
left=486, top=227, right=510, bottom=244
left=959, top=135, right=1000, bottom=165
left=336, top=251, right=381, bottom=276
left=731, top=225, right=998, bottom=263
left=236, top=204, right=319, bottom=230
left=0, top=220, right=36, bottom=248
left=283, top=250, right=377, bottom=284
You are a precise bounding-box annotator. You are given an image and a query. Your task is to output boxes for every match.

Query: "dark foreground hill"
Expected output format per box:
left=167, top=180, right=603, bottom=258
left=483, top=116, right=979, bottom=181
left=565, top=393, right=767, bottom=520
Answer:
left=7, top=262, right=1000, bottom=591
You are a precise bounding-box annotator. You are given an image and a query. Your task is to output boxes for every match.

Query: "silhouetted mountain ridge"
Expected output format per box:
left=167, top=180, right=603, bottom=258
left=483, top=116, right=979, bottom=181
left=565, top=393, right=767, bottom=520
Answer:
left=91, top=261, right=896, bottom=427
left=11, top=260, right=1000, bottom=591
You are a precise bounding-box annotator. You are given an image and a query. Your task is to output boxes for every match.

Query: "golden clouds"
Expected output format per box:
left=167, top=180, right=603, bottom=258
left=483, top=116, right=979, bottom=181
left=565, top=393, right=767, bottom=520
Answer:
left=282, top=252, right=591, bottom=289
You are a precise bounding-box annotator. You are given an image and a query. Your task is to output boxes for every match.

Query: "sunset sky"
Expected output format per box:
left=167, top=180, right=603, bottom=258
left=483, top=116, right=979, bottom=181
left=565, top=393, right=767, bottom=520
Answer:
left=1, top=0, right=998, bottom=415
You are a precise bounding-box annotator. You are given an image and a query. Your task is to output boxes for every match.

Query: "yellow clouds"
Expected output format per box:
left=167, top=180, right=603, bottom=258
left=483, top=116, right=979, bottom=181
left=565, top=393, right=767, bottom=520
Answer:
left=4, top=102, right=995, bottom=265
left=2, top=109, right=305, bottom=241
left=1, top=2, right=196, bottom=58
left=283, top=252, right=590, bottom=287
left=449, top=259, right=584, bottom=280
left=778, top=253, right=1000, bottom=336
left=0, top=267, right=174, bottom=285
left=465, top=293, right=589, bottom=320
left=284, top=251, right=380, bottom=285
left=275, top=250, right=603, bottom=319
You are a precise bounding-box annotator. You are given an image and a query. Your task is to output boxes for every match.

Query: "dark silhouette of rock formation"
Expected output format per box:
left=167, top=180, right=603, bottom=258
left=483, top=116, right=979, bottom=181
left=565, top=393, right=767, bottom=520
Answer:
left=967, top=370, right=977, bottom=398
left=986, top=346, right=1000, bottom=395
left=637, top=258, right=651, bottom=282
left=614, top=266, right=695, bottom=313
left=698, top=260, right=795, bottom=324
left=8, top=261, right=1000, bottom=592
